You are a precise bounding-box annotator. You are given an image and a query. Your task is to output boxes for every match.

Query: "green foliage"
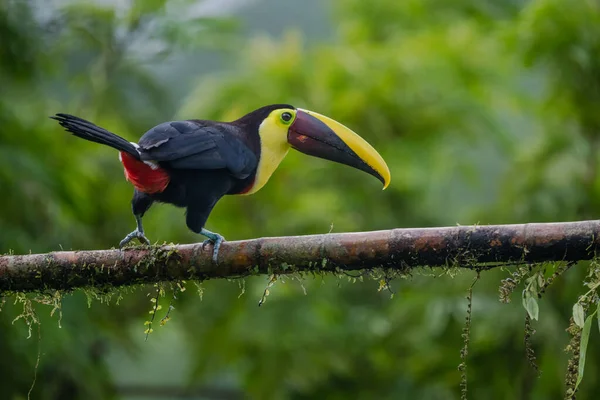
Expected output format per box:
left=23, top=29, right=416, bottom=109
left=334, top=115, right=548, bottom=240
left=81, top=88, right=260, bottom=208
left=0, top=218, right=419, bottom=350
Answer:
left=576, top=311, right=594, bottom=390
left=3, top=0, right=600, bottom=399
left=573, top=303, right=585, bottom=329
left=522, top=270, right=543, bottom=320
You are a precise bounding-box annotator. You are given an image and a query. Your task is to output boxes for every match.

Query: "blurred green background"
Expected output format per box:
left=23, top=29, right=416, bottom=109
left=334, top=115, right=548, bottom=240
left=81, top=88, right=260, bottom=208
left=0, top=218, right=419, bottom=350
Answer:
left=2, top=0, right=600, bottom=398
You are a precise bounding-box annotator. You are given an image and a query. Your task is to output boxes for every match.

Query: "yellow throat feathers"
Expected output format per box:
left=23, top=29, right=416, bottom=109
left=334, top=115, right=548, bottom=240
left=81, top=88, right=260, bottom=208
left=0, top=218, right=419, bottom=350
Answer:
left=241, top=109, right=292, bottom=195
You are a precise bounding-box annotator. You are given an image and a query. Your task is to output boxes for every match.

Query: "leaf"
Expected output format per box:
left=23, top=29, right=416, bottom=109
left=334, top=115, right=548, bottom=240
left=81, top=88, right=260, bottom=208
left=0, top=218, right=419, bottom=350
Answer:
left=522, top=290, right=539, bottom=320
left=575, top=313, right=594, bottom=390
left=573, top=303, right=585, bottom=328
left=537, top=273, right=545, bottom=288
left=597, top=304, right=600, bottom=334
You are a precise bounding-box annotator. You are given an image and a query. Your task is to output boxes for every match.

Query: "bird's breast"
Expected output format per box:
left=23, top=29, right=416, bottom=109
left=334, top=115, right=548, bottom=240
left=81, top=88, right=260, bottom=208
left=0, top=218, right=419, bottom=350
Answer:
left=240, top=143, right=290, bottom=195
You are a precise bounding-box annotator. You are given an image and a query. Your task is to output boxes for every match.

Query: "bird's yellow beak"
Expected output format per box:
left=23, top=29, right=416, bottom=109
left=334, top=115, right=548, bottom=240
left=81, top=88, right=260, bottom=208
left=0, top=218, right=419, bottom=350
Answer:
left=288, top=109, right=391, bottom=189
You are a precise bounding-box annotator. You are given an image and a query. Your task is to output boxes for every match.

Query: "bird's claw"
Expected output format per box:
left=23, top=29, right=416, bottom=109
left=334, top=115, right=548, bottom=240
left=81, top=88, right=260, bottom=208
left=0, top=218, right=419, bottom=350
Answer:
left=119, top=229, right=151, bottom=248
left=201, top=231, right=225, bottom=263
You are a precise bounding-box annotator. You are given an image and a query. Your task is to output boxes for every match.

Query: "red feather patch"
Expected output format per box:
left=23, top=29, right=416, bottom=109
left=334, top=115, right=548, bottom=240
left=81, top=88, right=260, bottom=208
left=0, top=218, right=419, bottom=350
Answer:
left=119, top=152, right=170, bottom=194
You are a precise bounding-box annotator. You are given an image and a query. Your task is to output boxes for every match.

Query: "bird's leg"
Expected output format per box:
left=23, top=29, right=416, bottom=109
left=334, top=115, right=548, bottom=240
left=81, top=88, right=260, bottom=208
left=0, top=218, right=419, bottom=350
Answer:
left=186, top=202, right=226, bottom=263
left=119, top=214, right=151, bottom=247
left=200, top=228, right=226, bottom=262
left=120, top=190, right=154, bottom=248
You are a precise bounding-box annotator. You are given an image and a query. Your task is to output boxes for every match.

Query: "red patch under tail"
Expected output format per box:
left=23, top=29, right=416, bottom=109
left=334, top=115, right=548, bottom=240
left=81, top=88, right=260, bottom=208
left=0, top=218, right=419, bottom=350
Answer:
left=119, top=152, right=170, bottom=194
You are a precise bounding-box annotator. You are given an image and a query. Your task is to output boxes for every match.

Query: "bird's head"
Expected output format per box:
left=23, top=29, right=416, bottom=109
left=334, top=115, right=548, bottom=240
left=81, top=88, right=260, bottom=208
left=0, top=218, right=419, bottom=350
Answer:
left=243, top=104, right=391, bottom=189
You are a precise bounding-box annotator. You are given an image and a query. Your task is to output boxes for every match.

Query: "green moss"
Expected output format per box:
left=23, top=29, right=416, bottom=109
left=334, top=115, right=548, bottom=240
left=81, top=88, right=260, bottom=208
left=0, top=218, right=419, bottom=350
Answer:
left=11, top=293, right=39, bottom=339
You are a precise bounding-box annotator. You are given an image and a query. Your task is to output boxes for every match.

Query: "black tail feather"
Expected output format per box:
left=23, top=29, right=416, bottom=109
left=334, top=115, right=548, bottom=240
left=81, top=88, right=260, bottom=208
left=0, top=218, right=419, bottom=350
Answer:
left=51, top=113, right=140, bottom=159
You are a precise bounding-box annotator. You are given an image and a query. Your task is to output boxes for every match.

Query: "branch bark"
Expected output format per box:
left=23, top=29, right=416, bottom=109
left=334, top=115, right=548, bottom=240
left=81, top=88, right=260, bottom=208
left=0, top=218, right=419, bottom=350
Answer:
left=1, top=220, right=599, bottom=293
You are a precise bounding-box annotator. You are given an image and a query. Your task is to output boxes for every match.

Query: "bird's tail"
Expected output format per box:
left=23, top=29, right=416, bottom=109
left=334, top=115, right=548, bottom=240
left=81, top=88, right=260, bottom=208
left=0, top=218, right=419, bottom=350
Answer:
left=51, top=113, right=141, bottom=159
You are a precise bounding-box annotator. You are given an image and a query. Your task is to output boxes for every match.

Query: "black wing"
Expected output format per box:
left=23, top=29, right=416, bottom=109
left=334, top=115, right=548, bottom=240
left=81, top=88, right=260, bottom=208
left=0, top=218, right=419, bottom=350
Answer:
left=137, top=120, right=258, bottom=179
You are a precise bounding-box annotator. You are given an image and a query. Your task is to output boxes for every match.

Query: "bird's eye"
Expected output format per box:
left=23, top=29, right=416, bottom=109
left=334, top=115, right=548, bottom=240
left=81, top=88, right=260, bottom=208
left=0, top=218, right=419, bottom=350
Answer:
left=281, top=112, right=293, bottom=123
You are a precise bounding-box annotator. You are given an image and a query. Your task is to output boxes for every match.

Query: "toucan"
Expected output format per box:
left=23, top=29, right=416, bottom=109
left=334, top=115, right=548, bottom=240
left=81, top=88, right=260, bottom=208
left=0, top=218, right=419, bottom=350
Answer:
left=51, top=104, right=391, bottom=261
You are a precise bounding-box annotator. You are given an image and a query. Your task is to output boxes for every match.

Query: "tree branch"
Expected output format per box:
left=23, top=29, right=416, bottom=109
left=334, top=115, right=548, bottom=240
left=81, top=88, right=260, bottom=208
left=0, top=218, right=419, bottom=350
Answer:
left=1, top=220, right=599, bottom=293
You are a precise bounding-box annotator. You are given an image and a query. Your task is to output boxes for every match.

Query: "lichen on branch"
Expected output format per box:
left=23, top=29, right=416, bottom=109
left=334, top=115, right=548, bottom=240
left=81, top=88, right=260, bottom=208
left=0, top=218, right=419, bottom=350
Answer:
left=1, top=220, right=600, bottom=293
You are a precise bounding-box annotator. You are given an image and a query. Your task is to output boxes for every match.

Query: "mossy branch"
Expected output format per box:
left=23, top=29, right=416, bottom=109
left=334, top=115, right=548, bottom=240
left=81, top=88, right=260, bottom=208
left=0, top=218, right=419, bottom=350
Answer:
left=1, top=220, right=600, bottom=293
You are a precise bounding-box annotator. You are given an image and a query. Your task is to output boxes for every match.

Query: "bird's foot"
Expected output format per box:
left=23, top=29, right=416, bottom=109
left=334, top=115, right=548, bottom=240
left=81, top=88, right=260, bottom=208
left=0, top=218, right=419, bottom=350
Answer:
left=200, top=228, right=225, bottom=263
left=119, top=229, right=151, bottom=248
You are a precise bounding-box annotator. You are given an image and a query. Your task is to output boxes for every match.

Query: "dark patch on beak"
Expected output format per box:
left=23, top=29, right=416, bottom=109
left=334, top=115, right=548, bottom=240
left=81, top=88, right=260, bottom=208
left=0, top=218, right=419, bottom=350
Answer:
left=288, top=110, right=386, bottom=185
